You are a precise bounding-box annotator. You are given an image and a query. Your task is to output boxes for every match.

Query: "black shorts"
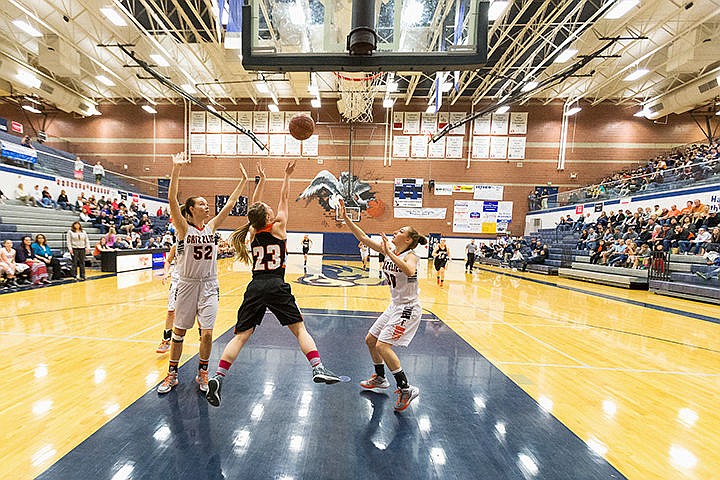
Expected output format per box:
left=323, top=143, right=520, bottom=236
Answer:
left=434, top=259, right=448, bottom=271
left=235, top=276, right=303, bottom=333
left=302, top=247, right=309, bottom=254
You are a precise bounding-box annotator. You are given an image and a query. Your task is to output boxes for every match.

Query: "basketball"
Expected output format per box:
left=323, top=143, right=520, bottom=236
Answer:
left=289, top=114, right=315, bottom=141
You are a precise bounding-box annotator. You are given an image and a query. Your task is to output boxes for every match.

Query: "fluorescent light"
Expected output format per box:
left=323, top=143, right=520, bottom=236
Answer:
left=564, top=106, right=582, bottom=116
left=310, top=98, right=321, bottom=108
left=23, top=96, right=41, bottom=104
left=22, top=105, right=41, bottom=114
left=386, top=81, right=398, bottom=92
left=100, top=7, right=127, bottom=26
left=496, top=105, right=510, bottom=114
left=268, top=103, right=279, bottom=112
left=604, top=0, right=640, bottom=20
left=142, top=105, right=157, bottom=114
left=488, top=1, right=509, bottom=21
left=13, top=20, right=42, bottom=37
left=554, top=48, right=578, bottom=63
left=521, top=81, right=538, bottom=92
left=16, top=70, right=41, bottom=89
left=96, top=75, right=115, bottom=87
left=623, top=68, right=649, bottom=81
left=181, top=84, right=197, bottom=94
left=383, top=97, right=395, bottom=108
left=633, top=109, right=648, bottom=117
left=150, top=54, right=170, bottom=67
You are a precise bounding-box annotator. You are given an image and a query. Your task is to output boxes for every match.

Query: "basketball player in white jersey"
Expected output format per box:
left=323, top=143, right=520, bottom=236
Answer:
left=157, top=153, right=248, bottom=394
left=156, top=242, right=180, bottom=354
left=337, top=199, right=426, bottom=412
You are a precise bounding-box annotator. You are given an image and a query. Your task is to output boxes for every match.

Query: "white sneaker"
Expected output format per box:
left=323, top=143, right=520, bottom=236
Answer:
left=360, top=374, right=390, bottom=389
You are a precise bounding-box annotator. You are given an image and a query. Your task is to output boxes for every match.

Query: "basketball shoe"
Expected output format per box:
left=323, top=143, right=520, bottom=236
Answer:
left=196, top=370, right=209, bottom=392
left=394, top=385, right=420, bottom=412
left=156, top=339, right=170, bottom=354
left=157, top=373, right=178, bottom=394
left=312, top=366, right=341, bottom=384
left=206, top=375, right=222, bottom=407
left=360, top=374, right=390, bottom=390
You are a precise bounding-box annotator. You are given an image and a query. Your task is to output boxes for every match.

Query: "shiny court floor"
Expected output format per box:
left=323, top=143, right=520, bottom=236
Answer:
left=2, top=256, right=719, bottom=479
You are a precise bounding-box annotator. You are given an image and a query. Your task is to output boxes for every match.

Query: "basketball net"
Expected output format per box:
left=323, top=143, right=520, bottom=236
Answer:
left=335, top=72, right=383, bottom=123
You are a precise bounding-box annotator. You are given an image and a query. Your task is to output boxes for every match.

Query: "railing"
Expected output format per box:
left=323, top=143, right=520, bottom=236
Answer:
left=531, top=155, right=719, bottom=211
left=648, top=250, right=671, bottom=282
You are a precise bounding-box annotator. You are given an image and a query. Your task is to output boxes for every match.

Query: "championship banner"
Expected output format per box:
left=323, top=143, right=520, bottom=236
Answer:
left=394, top=207, right=446, bottom=219
left=473, top=185, right=504, bottom=200
left=394, top=178, right=423, bottom=207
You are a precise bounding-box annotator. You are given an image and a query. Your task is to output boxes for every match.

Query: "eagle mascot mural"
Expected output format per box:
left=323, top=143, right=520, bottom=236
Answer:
left=296, top=170, right=385, bottom=218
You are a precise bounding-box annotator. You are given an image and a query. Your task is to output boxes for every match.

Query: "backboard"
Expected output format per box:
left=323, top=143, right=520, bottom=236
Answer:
left=241, top=0, right=488, bottom=72
left=336, top=206, right=361, bottom=222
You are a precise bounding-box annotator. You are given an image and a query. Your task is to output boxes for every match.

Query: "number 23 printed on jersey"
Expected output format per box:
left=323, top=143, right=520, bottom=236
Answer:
left=253, top=244, right=282, bottom=270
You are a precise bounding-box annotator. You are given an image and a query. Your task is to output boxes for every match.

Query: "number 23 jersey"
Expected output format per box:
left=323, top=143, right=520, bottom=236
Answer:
left=251, top=225, right=287, bottom=279
left=177, top=223, right=218, bottom=281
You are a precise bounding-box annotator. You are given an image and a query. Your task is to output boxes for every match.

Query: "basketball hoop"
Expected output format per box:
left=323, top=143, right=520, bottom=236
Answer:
left=335, top=72, right=383, bottom=123
left=336, top=205, right=361, bottom=222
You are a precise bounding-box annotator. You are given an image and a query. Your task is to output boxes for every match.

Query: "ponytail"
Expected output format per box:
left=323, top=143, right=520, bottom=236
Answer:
left=229, top=223, right=252, bottom=264
left=407, top=227, right=426, bottom=249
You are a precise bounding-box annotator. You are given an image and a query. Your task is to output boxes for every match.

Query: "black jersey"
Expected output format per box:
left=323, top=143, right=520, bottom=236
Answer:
left=302, top=238, right=310, bottom=252
left=436, top=245, right=449, bottom=261
left=251, top=224, right=287, bottom=278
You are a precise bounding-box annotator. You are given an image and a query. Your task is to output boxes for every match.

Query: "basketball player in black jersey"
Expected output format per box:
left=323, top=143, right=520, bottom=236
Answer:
left=206, top=160, right=340, bottom=407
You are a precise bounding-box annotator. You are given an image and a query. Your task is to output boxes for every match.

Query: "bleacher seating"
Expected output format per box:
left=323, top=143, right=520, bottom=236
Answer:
left=559, top=263, right=649, bottom=289
left=0, top=200, right=104, bottom=255
left=649, top=254, right=720, bottom=305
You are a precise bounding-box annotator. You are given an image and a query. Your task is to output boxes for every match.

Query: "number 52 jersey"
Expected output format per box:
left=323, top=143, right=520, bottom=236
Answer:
left=177, top=223, right=218, bottom=281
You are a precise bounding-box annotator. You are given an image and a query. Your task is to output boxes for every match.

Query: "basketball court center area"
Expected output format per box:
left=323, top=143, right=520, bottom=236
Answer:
left=1, top=0, right=720, bottom=479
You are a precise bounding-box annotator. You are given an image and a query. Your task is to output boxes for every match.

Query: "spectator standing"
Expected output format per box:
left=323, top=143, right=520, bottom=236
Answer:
left=74, top=158, right=84, bottom=180
left=67, top=221, right=90, bottom=281
left=93, top=161, right=105, bottom=184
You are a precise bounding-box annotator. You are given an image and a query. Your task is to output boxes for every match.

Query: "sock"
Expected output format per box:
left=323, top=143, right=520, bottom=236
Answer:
left=391, top=368, right=409, bottom=389
left=216, top=359, right=232, bottom=377
left=306, top=350, right=322, bottom=368
left=374, top=363, right=385, bottom=378
left=199, top=358, right=209, bottom=371
left=168, top=360, right=179, bottom=375
left=163, top=329, right=172, bottom=341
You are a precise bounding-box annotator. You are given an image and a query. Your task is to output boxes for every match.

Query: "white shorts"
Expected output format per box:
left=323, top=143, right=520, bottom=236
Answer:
left=173, top=278, right=219, bottom=330
left=167, top=279, right=178, bottom=312
left=369, top=302, right=421, bottom=347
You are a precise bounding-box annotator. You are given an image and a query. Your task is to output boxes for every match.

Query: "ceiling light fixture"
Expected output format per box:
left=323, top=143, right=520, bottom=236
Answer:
left=149, top=54, right=170, bottom=67
left=96, top=75, right=115, bottom=87
left=496, top=105, right=510, bottom=114
left=623, top=68, right=649, bottom=81
left=604, top=0, right=640, bottom=20
left=564, top=106, right=582, bottom=116
left=22, top=105, right=42, bottom=114
left=142, top=105, right=157, bottom=114
left=12, top=20, right=42, bottom=37
left=488, top=1, right=510, bottom=21
left=100, top=7, right=127, bottom=26
left=521, top=81, right=538, bottom=93
left=16, top=70, right=41, bottom=89
left=554, top=49, right=578, bottom=63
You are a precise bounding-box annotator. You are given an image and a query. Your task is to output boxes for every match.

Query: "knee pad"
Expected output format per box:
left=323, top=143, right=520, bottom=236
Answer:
left=171, top=332, right=185, bottom=343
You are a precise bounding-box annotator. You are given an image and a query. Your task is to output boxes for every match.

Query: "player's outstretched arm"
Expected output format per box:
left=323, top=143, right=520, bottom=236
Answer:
left=380, top=234, right=417, bottom=276
left=251, top=162, right=266, bottom=205
left=169, top=153, right=190, bottom=239
left=337, top=199, right=383, bottom=253
left=210, top=162, right=248, bottom=232
left=274, top=160, right=295, bottom=228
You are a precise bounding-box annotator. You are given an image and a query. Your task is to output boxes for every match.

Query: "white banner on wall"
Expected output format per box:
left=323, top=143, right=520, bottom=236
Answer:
left=237, top=135, right=253, bottom=155
left=445, top=136, right=463, bottom=158
left=253, top=111, right=269, bottom=133
left=393, top=135, right=410, bottom=157
left=490, top=113, right=509, bottom=135
left=507, top=137, right=526, bottom=159
left=448, top=112, right=467, bottom=135
left=190, top=133, right=206, bottom=154
left=490, top=136, right=508, bottom=159
left=302, top=134, right=319, bottom=156
left=473, top=185, right=504, bottom=200
left=269, top=112, right=285, bottom=132
left=394, top=178, right=423, bottom=207
left=421, top=112, right=437, bottom=133
left=221, top=111, right=237, bottom=132
left=453, top=200, right=513, bottom=234
left=509, top=112, right=528, bottom=134
left=221, top=134, right=237, bottom=154
left=428, top=137, right=445, bottom=158
left=434, top=183, right=453, bottom=196
left=471, top=136, right=490, bottom=159
left=285, top=135, right=301, bottom=156
left=411, top=135, right=428, bottom=158
left=206, top=114, right=221, bottom=133
left=190, top=112, right=206, bottom=132
left=403, top=112, right=421, bottom=134
left=394, top=207, right=446, bottom=219
left=473, top=114, right=491, bottom=135
left=206, top=134, right=222, bottom=154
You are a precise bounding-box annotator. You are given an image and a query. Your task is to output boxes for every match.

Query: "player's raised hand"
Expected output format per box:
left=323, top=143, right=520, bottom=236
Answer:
left=257, top=162, right=266, bottom=179
left=238, top=161, right=248, bottom=179
left=171, top=152, right=190, bottom=164
left=337, top=198, right=348, bottom=220
left=379, top=233, right=391, bottom=255
left=285, top=160, right=296, bottom=175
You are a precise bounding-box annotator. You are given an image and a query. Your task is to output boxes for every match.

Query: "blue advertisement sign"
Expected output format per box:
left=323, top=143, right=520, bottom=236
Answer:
left=152, top=252, right=165, bottom=269
left=482, top=201, right=498, bottom=212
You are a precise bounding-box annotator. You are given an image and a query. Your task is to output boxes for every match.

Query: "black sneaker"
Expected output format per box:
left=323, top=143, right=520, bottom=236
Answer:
left=312, top=366, right=341, bottom=384
left=206, top=375, right=223, bottom=407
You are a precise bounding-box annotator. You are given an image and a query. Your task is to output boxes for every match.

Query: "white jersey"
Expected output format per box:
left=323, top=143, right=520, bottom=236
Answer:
left=382, top=250, right=419, bottom=305
left=360, top=244, right=370, bottom=258
left=176, top=224, right=218, bottom=281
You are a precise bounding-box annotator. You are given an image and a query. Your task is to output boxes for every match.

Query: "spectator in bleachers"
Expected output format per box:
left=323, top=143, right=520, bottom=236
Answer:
left=695, top=249, right=720, bottom=280
left=1, top=239, right=29, bottom=286
left=114, top=235, right=131, bottom=250
left=21, top=135, right=33, bottom=149
left=105, top=226, right=117, bottom=247
left=67, top=221, right=90, bottom=281
left=32, top=185, right=48, bottom=208
left=525, top=244, right=549, bottom=268
left=688, top=227, right=712, bottom=255
left=161, top=231, right=173, bottom=247
left=98, top=196, right=107, bottom=209
left=93, top=237, right=114, bottom=261
left=509, top=248, right=525, bottom=271
left=679, top=201, right=693, bottom=217
left=144, top=236, right=162, bottom=249
left=75, top=193, right=86, bottom=211
left=74, top=158, right=84, bottom=180
left=14, top=183, right=36, bottom=207
left=634, top=243, right=652, bottom=269
left=16, top=236, right=49, bottom=285
left=92, top=211, right=112, bottom=234
left=57, top=190, right=71, bottom=210
left=32, top=234, right=62, bottom=280
left=606, top=239, right=629, bottom=266
left=40, top=186, right=57, bottom=209
left=93, top=161, right=105, bottom=184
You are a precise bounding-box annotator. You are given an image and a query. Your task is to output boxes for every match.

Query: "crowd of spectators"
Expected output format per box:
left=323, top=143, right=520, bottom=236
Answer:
left=556, top=197, right=719, bottom=271
left=475, top=236, right=550, bottom=272
left=529, top=140, right=720, bottom=210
